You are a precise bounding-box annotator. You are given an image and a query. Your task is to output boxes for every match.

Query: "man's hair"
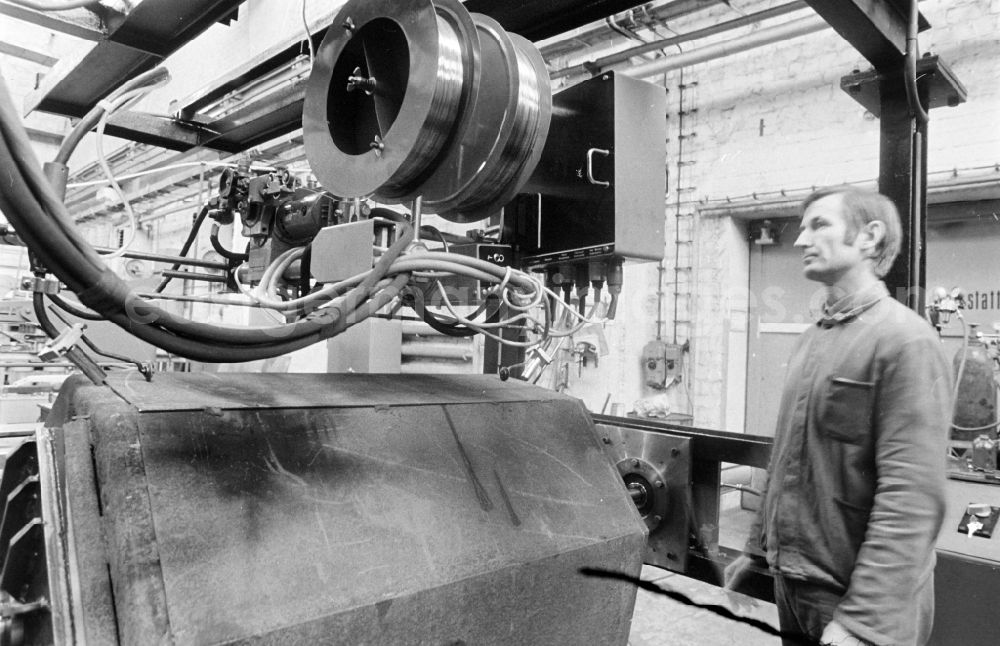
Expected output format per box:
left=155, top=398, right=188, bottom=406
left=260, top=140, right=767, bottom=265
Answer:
left=802, top=186, right=902, bottom=277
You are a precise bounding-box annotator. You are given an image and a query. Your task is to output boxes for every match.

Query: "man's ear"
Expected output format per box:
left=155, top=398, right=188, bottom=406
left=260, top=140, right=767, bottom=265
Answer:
left=859, top=220, right=886, bottom=254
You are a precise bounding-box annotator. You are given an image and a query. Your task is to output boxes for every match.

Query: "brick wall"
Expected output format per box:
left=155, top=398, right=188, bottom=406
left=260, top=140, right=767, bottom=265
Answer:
left=561, top=0, right=1000, bottom=429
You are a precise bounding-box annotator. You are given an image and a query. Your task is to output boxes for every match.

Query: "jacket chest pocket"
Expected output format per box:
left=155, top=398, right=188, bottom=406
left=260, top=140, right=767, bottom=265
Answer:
left=818, top=377, right=875, bottom=444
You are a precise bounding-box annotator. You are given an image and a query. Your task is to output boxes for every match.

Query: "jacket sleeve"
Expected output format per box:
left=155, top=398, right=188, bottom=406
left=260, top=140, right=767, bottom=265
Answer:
left=832, top=333, right=951, bottom=645
left=743, top=470, right=768, bottom=556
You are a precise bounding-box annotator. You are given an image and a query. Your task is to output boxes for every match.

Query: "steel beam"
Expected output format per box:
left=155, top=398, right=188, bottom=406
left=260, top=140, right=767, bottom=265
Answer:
left=102, top=110, right=210, bottom=151
left=24, top=0, right=244, bottom=119
left=803, top=0, right=929, bottom=69
left=591, top=414, right=773, bottom=468
left=465, top=0, right=719, bottom=42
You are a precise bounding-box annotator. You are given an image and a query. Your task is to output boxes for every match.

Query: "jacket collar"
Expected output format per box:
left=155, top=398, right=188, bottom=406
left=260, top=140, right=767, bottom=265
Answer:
left=816, top=281, right=889, bottom=328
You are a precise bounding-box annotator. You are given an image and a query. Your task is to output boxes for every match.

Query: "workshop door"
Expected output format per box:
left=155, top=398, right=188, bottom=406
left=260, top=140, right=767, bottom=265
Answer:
left=745, top=217, right=814, bottom=438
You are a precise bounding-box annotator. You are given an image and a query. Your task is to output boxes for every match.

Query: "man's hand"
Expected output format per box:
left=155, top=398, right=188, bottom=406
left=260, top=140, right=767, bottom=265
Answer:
left=722, top=554, right=759, bottom=612
left=820, top=619, right=870, bottom=645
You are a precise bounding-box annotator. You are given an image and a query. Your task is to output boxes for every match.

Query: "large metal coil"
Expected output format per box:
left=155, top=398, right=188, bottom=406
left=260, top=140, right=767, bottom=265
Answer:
left=303, top=0, right=552, bottom=222
left=425, top=26, right=551, bottom=220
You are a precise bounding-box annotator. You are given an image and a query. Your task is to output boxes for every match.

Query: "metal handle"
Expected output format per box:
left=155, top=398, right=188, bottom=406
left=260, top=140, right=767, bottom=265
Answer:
left=586, top=148, right=610, bottom=187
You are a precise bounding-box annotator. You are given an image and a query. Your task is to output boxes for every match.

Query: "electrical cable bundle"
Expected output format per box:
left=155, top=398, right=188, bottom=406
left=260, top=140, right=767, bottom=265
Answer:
left=236, top=244, right=596, bottom=348
left=0, top=61, right=597, bottom=363
left=0, top=72, right=415, bottom=362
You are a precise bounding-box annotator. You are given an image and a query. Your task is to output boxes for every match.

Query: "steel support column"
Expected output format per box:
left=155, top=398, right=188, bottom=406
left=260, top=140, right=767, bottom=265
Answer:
left=878, top=74, right=928, bottom=311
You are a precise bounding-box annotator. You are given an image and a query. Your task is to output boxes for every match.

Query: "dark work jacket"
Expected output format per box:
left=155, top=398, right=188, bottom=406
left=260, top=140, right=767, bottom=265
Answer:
left=749, top=282, right=951, bottom=646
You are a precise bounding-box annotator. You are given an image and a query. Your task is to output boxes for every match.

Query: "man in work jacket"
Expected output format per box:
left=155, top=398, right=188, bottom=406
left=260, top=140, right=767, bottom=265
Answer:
left=725, top=186, right=951, bottom=646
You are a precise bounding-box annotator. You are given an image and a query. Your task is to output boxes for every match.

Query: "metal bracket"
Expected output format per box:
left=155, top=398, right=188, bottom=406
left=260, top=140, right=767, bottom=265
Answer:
left=840, top=54, right=967, bottom=117
left=596, top=422, right=691, bottom=573
left=20, top=276, right=60, bottom=295
left=38, top=323, right=86, bottom=362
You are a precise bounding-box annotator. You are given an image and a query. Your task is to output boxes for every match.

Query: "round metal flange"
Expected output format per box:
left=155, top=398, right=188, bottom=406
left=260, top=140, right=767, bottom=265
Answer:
left=616, top=456, right=670, bottom=532
left=303, top=0, right=458, bottom=199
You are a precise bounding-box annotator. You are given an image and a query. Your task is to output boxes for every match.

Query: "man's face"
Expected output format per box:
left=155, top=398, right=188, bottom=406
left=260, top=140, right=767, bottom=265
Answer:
left=794, top=193, right=866, bottom=286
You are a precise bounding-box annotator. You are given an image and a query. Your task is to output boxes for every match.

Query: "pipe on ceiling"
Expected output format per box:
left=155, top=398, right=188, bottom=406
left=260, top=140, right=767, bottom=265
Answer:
left=551, top=1, right=808, bottom=80
left=621, top=13, right=829, bottom=80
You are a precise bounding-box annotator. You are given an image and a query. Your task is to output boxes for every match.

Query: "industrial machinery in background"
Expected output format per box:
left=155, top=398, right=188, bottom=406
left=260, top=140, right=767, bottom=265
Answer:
left=0, top=0, right=682, bottom=644
left=928, top=287, right=1000, bottom=475
left=1, top=0, right=986, bottom=645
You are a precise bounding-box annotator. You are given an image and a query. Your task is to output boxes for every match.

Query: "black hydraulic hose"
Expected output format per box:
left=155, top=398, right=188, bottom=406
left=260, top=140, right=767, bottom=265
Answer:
left=32, top=292, right=61, bottom=340
left=298, top=244, right=312, bottom=299
left=48, top=293, right=103, bottom=321
left=209, top=222, right=249, bottom=262
left=0, top=141, right=91, bottom=290
left=154, top=205, right=210, bottom=293
left=0, top=84, right=105, bottom=284
left=413, top=284, right=508, bottom=337
left=46, top=303, right=145, bottom=368
left=421, top=307, right=478, bottom=337
left=420, top=225, right=449, bottom=251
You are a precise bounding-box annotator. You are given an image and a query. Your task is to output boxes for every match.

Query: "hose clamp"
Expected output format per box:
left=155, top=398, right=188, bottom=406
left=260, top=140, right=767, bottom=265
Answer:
left=20, top=276, right=60, bottom=295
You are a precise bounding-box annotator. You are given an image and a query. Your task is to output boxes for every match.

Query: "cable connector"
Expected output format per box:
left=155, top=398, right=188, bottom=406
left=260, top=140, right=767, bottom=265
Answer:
left=21, top=276, right=60, bottom=295
left=38, top=323, right=86, bottom=362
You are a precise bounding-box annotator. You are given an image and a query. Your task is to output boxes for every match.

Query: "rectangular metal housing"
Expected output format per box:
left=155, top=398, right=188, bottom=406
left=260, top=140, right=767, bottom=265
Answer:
left=509, top=72, right=667, bottom=267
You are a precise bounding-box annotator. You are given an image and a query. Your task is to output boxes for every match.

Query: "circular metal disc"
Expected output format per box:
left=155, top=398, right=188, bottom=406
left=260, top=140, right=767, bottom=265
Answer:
left=303, top=0, right=442, bottom=198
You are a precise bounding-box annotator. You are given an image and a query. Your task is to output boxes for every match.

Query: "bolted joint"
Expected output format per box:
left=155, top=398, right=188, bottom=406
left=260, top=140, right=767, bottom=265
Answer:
left=346, top=67, right=377, bottom=95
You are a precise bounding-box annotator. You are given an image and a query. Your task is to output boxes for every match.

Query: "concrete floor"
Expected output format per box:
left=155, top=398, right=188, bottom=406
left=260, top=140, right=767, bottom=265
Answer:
left=628, top=565, right=780, bottom=646
left=627, top=490, right=781, bottom=646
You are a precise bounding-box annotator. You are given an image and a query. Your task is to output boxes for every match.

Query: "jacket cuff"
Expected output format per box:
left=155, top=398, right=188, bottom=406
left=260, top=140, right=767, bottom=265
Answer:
left=831, top=610, right=884, bottom=646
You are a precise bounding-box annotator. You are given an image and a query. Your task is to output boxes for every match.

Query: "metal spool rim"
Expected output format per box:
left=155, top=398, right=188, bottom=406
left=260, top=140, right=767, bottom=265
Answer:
left=303, top=0, right=456, bottom=199
left=376, top=13, right=466, bottom=200
left=404, top=0, right=484, bottom=205
left=441, top=32, right=551, bottom=220
left=421, top=14, right=522, bottom=221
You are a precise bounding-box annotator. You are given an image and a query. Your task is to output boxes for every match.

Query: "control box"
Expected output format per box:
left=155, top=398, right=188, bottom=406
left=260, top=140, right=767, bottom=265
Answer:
left=505, top=72, right=667, bottom=268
